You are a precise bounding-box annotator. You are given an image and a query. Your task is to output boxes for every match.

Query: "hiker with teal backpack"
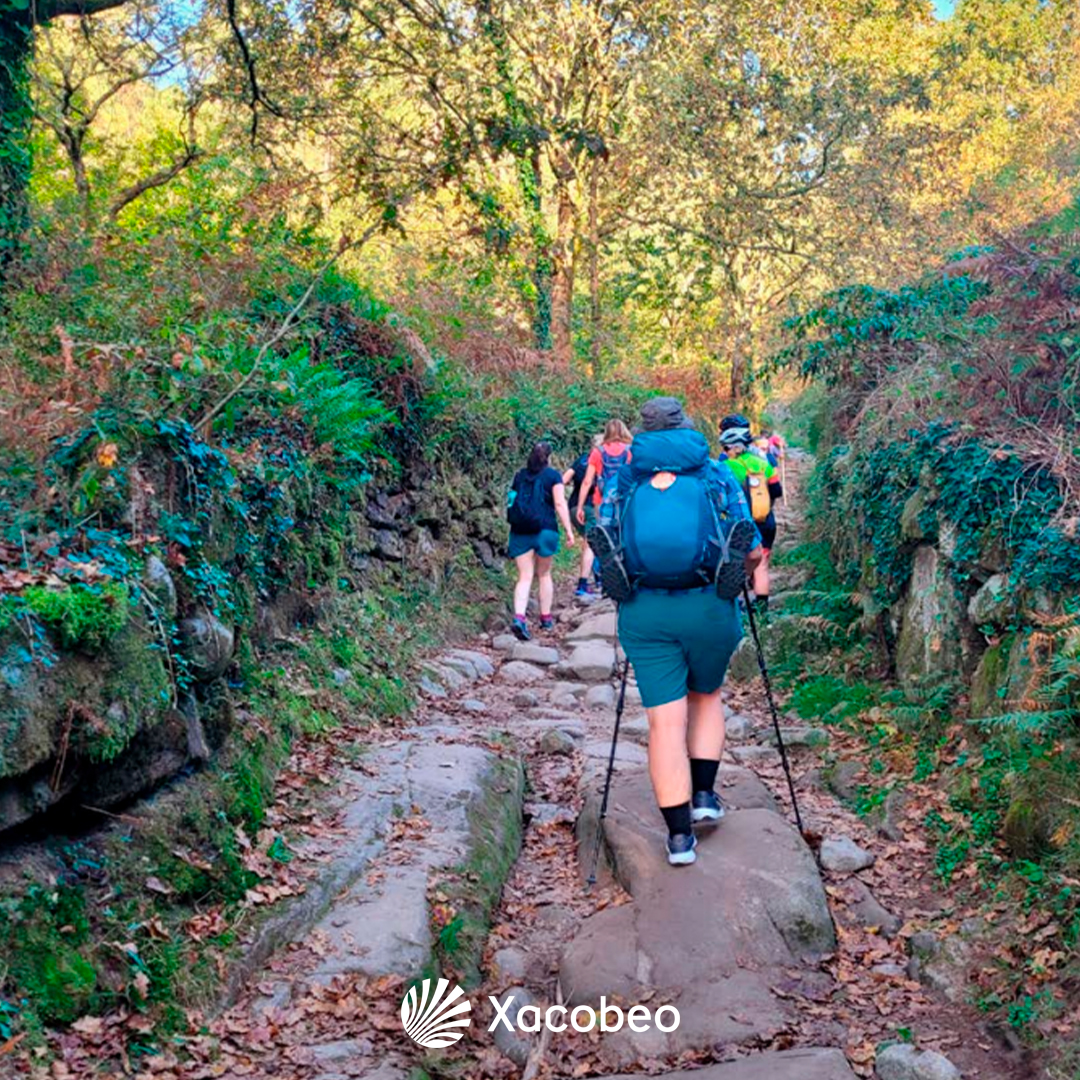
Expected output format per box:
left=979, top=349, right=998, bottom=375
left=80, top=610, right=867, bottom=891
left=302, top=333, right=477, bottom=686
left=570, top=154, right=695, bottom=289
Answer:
left=507, top=441, right=575, bottom=641
left=588, top=398, right=762, bottom=866
left=564, top=436, right=602, bottom=600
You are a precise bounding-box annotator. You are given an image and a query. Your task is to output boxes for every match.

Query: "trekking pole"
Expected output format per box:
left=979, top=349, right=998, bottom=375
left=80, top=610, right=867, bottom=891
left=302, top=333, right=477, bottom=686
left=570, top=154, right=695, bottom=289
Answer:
left=742, top=585, right=805, bottom=835
left=586, top=652, right=631, bottom=888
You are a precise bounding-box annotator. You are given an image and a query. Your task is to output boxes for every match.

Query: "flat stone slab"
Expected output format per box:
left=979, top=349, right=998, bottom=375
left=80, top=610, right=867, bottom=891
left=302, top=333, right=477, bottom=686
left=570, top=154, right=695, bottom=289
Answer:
left=716, top=764, right=780, bottom=812
left=445, top=648, right=496, bottom=678
left=564, top=767, right=834, bottom=1060
left=562, top=642, right=617, bottom=681
left=308, top=742, right=523, bottom=982
left=567, top=611, right=617, bottom=642
left=498, top=660, right=548, bottom=685
left=599, top=1048, right=857, bottom=1080
left=582, top=740, right=649, bottom=768
left=510, top=642, right=561, bottom=666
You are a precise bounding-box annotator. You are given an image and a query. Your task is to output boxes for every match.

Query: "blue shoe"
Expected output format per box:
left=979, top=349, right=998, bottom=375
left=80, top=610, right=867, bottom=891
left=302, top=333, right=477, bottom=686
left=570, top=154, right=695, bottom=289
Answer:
left=512, top=616, right=530, bottom=642
left=691, top=790, right=725, bottom=824
left=666, top=833, right=697, bottom=866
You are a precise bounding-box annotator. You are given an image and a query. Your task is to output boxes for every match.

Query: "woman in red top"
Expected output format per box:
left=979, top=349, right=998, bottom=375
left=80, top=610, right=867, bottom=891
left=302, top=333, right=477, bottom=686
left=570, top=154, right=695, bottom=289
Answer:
left=575, top=419, right=633, bottom=528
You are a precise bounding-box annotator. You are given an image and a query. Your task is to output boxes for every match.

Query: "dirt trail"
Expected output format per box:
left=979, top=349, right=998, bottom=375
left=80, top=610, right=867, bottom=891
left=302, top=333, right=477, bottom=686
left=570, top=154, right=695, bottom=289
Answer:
left=73, top=455, right=1030, bottom=1080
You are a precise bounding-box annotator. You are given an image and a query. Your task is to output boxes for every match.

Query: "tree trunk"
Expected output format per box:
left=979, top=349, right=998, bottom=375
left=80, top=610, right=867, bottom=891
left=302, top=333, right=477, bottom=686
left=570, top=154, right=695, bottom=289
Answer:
left=526, top=146, right=553, bottom=351
left=0, top=14, right=34, bottom=284
left=550, top=171, right=575, bottom=366
left=587, top=154, right=601, bottom=375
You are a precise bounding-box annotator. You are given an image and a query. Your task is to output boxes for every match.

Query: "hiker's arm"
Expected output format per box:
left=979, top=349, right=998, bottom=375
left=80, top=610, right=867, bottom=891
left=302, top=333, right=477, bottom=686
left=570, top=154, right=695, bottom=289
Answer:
left=576, top=463, right=597, bottom=525
left=769, top=479, right=783, bottom=503
left=553, top=483, right=576, bottom=545
left=562, top=468, right=575, bottom=486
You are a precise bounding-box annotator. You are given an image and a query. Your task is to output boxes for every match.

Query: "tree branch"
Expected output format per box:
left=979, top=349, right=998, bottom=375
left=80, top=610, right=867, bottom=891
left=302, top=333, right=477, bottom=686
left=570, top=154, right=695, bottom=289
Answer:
left=35, top=0, right=129, bottom=22
left=225, top=0, right=283, bottom=146
left=107, top=146, right=201, bottom=220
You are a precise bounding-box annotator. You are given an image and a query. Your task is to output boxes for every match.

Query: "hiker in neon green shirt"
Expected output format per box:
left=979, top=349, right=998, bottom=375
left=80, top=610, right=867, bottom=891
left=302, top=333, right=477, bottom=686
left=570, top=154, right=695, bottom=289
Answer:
left=718, top=416, right=783, bottom=613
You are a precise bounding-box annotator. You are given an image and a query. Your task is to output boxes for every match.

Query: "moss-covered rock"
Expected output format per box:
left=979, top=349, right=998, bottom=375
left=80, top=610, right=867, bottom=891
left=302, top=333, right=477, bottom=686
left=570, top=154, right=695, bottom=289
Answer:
left=969, top=637, right=1010, bottom=718
left=967, top=574, right=1011, bottom=628
left=0, top=616, right=172, bottom=828
left=895, top=545, right=963, bottom=694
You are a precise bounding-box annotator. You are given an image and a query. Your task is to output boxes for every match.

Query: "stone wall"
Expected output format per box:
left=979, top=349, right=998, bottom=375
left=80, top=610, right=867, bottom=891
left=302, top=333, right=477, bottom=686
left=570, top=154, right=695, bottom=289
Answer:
left=0, top=465, right=507, bottom=834
left=858, top=480, right=1062, bottom=711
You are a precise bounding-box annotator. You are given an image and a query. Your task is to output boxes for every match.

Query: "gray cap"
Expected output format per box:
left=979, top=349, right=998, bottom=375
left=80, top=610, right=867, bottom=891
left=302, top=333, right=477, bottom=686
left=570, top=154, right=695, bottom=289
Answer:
left=638, top=396, right=692, bottom=432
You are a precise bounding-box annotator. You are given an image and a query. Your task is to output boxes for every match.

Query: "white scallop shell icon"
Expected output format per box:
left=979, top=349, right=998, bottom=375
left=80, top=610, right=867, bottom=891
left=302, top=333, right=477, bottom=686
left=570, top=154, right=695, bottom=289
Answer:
left=400, top=978, right=472, bottom=1048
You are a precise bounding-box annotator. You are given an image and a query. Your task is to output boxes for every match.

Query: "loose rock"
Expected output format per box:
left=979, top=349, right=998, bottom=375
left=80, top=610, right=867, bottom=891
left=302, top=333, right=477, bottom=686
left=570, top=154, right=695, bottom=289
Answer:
left=462, top=699, right=489, bottom=713
left=439, top=654, right=481, bottom=680
left=499, top=661, right=547, bottom=685
left=418, top=675, right=447, bottom=698
left=512, top=690, right=541, bottom=708
left=447, top=649, right=496, bottom=677
left=549, top=681, right=587, bottom=699
left=876, top=1044, right=962, bottom=1080
left=492, top=634, right=518, bottom=652
left=564, top=642, right=616, bottom=681
left=763, top=726, right=829, bottom=749
left=178, top=611, right=235, bottom=681
left=539, top=728, right=577, bottom=756
left=585, top=684, right=616, bottom=710
left=491, top=947, right=529, bottom=982
left=725, top=712, right=754, bottom=741
left=491, top=987, right=535, bottom=1067
left=848, top=879, right=902, bottom=937
left=567, top=611, right=617, bottom=642
left=820, top=835, right=876, bottom=873
left=144, top=555, right=178, bottom=619
left=826, top=760, right=864, bottom=801
left=510, top=642, right=561, bottom=666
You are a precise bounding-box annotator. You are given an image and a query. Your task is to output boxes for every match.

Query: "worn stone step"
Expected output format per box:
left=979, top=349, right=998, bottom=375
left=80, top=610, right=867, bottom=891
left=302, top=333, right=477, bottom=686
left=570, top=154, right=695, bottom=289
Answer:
left=305, top=742, right=523, bottom=985
left=563, top=766, right=834, bottom=1062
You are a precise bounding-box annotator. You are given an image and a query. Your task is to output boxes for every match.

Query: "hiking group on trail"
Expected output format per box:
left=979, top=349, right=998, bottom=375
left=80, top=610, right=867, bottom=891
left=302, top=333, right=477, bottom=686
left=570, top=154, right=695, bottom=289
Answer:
left=506, top=397, right=787, bottom=866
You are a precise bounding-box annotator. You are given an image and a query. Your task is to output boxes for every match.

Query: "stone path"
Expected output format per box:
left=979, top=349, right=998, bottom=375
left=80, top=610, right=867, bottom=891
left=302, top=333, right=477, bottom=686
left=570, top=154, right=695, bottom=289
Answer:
left=166, top=452, right=1027, bottom=1080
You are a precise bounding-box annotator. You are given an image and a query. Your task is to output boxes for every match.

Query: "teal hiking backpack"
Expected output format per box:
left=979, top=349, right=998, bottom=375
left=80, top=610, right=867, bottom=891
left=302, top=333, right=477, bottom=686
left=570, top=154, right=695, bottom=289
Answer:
left=616, top=430, right=725, bottom=590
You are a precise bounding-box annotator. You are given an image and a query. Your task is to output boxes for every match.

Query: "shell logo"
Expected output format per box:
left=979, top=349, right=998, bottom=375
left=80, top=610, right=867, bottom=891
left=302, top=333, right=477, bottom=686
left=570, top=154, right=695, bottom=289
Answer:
left=400, top=978, right=472, bottom=1048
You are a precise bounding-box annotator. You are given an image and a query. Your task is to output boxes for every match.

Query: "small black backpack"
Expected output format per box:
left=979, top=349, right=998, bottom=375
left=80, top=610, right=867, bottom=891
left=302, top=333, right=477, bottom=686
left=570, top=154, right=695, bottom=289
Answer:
left=507, top=469, right=548, bottom=534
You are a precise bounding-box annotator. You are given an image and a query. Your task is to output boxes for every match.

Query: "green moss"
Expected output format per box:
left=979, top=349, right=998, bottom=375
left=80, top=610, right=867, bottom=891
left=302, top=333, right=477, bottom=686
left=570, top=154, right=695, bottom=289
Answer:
left=6, top=886, right=99, bottom=1024
left=17, top=581, right=130, bottom=652
left=969, top=638, right=1010, bottom=719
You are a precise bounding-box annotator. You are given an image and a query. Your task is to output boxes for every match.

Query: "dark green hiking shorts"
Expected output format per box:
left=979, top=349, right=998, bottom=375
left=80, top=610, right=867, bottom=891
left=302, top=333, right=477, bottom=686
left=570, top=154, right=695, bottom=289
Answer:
left=508, top=529, right=560, bottom=559
left=573, top=504, right=596, bottom=538
left=618, top=587, right=742, bottom=708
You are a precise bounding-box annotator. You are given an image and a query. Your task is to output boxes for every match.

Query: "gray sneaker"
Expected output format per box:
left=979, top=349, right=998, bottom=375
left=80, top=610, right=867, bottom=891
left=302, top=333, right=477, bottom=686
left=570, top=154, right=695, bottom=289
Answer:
left=691, top=790, right=725, bottom=824
left=666, top=832, right=698, bottom=866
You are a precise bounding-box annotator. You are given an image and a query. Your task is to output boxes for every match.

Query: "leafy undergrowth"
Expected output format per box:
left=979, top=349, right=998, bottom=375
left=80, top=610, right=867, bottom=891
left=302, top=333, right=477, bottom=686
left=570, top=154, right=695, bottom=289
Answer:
left=773, top=539, right=1080, bottom=1070
left=0, top=558, right=505, bottom=1062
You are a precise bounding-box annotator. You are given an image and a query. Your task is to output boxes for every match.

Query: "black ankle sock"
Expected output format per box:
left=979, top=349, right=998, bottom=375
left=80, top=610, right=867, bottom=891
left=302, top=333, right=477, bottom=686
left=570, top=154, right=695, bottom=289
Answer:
left=690, top=758, right=720, bottom=794
left=577, top=577, right=588, bottom=588
left=755, top=594, right=770, bottom=611
left=660, top=802, right=692, bottom=837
